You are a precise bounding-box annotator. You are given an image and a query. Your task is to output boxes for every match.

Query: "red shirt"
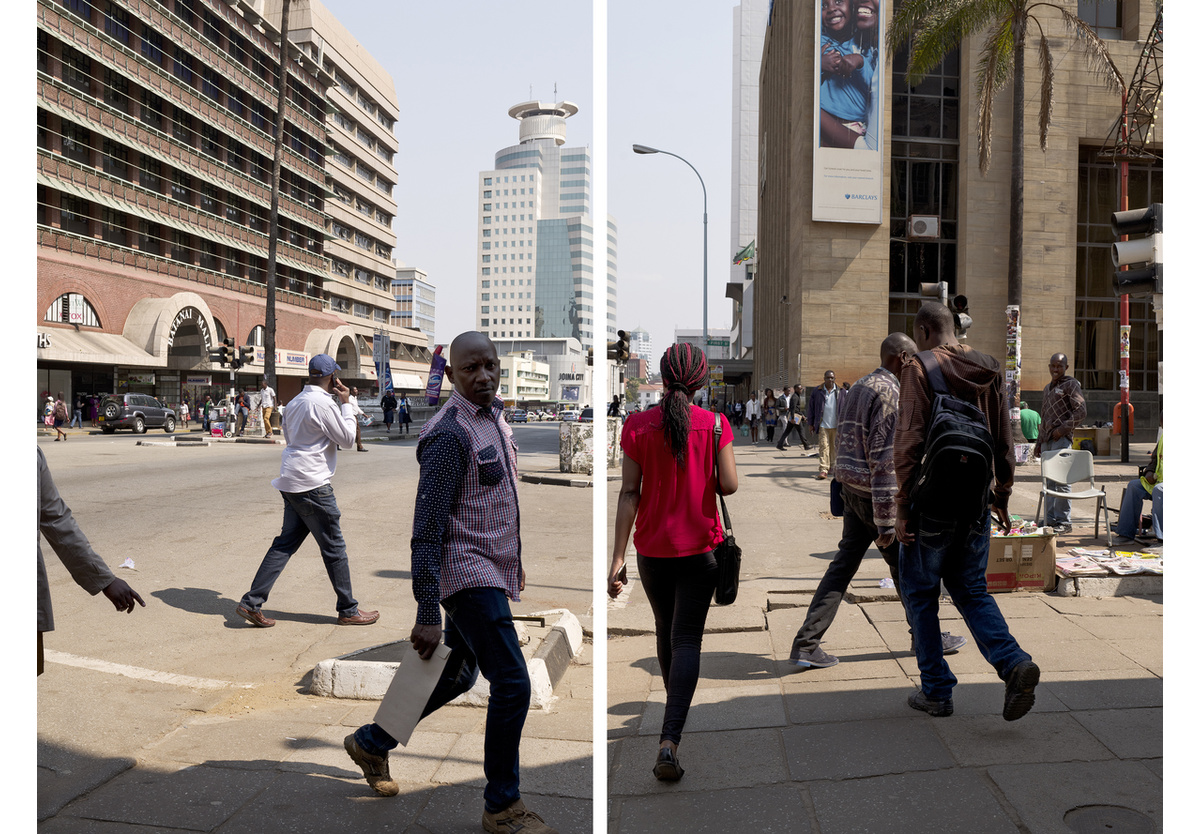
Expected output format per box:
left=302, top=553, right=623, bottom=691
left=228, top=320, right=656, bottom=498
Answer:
left=621, top=405, right=732, bottom=558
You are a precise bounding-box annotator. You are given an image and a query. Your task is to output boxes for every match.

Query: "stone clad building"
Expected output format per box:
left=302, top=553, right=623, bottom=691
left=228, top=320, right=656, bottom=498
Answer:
left=754, top=0, right=1161, bottom=432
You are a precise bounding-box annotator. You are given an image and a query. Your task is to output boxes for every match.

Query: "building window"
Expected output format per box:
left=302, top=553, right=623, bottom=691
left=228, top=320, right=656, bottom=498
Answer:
left=171, top=170, right=192, bottom=203
left=200, top=123, right=222, bottom=158
left=201, top=67, right=222, bottom=102
left=1075, top=148, right=1160, bottom=393
left=172, top=46, right=194, bottom=86
left=141, top=89, right=164, bottom=128
left=227, top=85, right=245, bottom=118
left=224, top=195, right=241, bottom=223
left=60, top=45, right=92, bottom=94
left=44, top=292, right=101, bottom=327
left=141, top=157, right=162, bottom=192
left=60, top=195, right=91, bottom=234
left=354, top=232, right=372, bottom=250
left=138, top=219, right=160, bottom=253
left=101, top=139, right=128, bottom=179
left=100, top=208, right=126, bottom=245
left=199, top=182, right=218, bottom=213
left=62, top=0, right=93, bottom=21
left=172, top=110, right=194, bottom=145
left=104, top=3, right=131, bottom=44
left=1078, top=1, right=1123, bottom=40
left=140, top=27, right=164, bottom=65
left=171, top=230, right=192, bottom=262
left=61, top=121, right=92, bottom=164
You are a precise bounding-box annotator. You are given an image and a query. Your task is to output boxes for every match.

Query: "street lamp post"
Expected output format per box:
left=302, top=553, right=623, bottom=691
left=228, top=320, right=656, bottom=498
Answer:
left=632, top=144, right=708, bottom=375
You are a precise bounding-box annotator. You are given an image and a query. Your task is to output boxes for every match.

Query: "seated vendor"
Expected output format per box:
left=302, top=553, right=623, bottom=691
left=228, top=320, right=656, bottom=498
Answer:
left=1116, top=434, right=1162, bottom=542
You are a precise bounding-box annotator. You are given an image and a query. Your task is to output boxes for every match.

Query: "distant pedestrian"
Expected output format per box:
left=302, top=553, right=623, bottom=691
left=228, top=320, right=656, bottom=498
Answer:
left=345, top=332, right=558, bottom=834
left=895, top=303, right=1038, bottom=721
left=608, top=394, right=622, bottom=418
left=202, top=395, right=214, bottom=433
left=70, top=395, right=84, bottom=429
left=52, top=394, right=68, bottom=441
left=1117, top=432, right=1162, bottom=543
left=807, top=371, right=841, bottom=478
left=236, top=354, right=379, bottom=629
left=732, top=398, right=743, bottom=427
left=397, top=392, right=413, bottom=435
left=39, top=447, right=145, bottom=675
left=260, top=383, right=277, bottom=437
left=380, top=389, right=397, bottom=434
left=1033, top=354, right=1086, bottom=533
left=178, top=398, right=190, bottom=429
left=608, top=342, right=738, bottom=783
left=790, top=334, right=965, bottom=670
left=746, top=391, right=760, bottom=443
left=236, top=390, right=251, bottom=437
left=763, top=388, right=777, bottom=444
left=1018, top=401, right=1041, bottom=444
left=88, top=394, right=99, bottom=428
left=348, top=386, right=367, bottom=452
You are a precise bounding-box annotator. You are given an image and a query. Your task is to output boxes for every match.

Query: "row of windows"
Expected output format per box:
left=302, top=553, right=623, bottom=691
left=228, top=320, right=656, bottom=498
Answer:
left=40, top=33, right=325, bottom=203
left=329, top=221, right=393, bottom=260
left=327, top=295, right=392, bottom=323
left=40, top=112, right=325, bottom=252
left=327, top=65, right=395, bottom=131
left=329, top=141, right=395, bottom=197
left=328, top=258, right=392, bottom=292
left=330, top=108, right=395, bottom=166
left=39, top=187, right=325, bottom=298
left=327, top=182, right=393, bottom=228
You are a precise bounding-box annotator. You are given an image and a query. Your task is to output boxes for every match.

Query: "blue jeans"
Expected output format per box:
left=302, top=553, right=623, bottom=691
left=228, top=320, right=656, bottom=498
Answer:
left=1043, top=436, right=1074, bottom=525
left=69, top=409, right=82, bottom=428
left=638, top=551, right=718, bottom=745
left=1117, top=479, right=1163, bottom=539
left=356, top=587, right=531, bottom=813
left=899, top=510, right=1031, bottom=701
left=239, top=485, right=359, bottom=617
left=791, top=489, right=903, bottom=656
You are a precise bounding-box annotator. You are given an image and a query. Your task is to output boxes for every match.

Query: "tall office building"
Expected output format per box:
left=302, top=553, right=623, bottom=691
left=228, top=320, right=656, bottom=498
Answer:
left=475, top=100, right=615, bottom=352
left=393, top=264, right=435, bottom=340
left=628, top=326, right=652, bottom=363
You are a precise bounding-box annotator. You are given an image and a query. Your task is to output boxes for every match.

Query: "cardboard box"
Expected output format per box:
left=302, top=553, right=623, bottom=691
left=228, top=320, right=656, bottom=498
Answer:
left=987, top=533, right=1056, bottom=592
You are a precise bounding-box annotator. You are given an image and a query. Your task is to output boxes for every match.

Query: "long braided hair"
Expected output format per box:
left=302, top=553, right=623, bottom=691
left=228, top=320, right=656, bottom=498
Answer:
left=659, top=343, right=708, bottom=466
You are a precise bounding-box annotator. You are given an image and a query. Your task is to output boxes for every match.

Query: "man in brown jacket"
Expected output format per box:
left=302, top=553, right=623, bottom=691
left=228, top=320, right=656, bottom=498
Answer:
left=894, top=303, right=1039, bottom=721
left=1033, top=353, right=1087, bottom=532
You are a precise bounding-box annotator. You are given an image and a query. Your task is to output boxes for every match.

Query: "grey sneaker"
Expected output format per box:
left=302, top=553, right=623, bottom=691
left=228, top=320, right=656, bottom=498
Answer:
left=910, top=632, right=968, bottom=655
left=908, top=690, right=954, bottom=717
left=343, top=733, right=399, bottom=797
left=1052, top=523, right=1072, bottom=534
left=791, top=646, right=839, bottom=668
left=483, top=799, right=559, bottom=834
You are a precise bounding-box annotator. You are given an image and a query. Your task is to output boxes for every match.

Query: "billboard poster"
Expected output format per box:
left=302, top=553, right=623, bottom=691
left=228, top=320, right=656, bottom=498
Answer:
left=812, top=0, right=885, bottom=224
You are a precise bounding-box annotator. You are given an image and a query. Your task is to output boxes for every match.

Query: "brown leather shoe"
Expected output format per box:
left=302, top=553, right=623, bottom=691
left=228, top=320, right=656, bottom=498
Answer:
left=338, top=609, right=380, bottom=626
left=236, top=605, right=275, bottom=628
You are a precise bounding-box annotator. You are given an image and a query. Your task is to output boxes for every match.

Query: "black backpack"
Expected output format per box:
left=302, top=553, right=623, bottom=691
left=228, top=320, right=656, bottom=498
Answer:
left=909, top=351, right=996, bottom=523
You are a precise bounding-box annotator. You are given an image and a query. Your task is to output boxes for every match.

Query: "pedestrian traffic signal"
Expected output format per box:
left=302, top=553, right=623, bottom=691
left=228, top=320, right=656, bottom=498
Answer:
left=208, top=346, right=225, bottom=366
left=217, top=338, right=233, bottom=367
left=951, top=295, right=972, bottom=337
left=238, top=345, right=255, bottom=368
left=1111, top=203, right=1162, bottom=297
left=616, top=330, right=631, bottom=362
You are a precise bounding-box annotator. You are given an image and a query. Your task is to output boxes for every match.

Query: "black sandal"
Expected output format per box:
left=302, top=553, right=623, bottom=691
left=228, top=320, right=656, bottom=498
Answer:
left=653, top=745, right=684, bottom=781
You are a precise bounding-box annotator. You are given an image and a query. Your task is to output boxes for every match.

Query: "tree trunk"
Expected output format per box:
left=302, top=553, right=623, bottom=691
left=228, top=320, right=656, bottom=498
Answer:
left=264, top=0, right=291, bottom=392
left=1007, top=13, right=1026, bottom=434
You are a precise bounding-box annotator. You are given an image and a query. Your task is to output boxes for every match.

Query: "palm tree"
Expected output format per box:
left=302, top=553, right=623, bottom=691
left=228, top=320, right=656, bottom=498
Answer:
left=887, top=1, right=1123, bottom=421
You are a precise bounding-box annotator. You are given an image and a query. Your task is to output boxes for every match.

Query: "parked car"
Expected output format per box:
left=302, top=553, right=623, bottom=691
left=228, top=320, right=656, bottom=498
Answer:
left=510, top=409, right=528, bottom=423
left=98, top=393, right=176, bottom=434
left=580, top=407, right=594, bottom=423
left=560, top=409, right=580, bottom=422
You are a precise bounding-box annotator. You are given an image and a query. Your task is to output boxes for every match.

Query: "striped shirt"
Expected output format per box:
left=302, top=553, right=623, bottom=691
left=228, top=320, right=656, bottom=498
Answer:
left=831, top=367, right=900, bottom=528
left=411, top=390, right=521, bottom=625
left=1037, top=375, right=1086, bottom=447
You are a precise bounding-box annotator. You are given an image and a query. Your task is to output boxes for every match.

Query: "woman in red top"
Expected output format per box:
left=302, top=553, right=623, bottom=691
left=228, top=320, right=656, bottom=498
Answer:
left=608, top=343, right=738, bottom=781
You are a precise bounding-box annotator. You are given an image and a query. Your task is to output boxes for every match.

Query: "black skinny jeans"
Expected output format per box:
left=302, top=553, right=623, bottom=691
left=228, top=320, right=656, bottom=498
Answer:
left=638, top=550, right=718, bottom=745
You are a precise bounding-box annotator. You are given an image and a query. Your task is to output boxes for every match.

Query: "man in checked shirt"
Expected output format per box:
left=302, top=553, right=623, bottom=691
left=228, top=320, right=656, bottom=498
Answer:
left=345, top=331, right=557, bottom=834
left=1033, top=353, right=1087, bottom=533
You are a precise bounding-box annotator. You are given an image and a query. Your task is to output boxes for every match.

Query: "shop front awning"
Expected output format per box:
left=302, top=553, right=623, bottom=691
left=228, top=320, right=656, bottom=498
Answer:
left=391, top=372, right=424, bottom=391
left=37, top=327, right=164, bottom=367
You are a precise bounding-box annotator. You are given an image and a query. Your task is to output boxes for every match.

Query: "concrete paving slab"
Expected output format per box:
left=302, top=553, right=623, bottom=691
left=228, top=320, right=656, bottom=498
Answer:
left=1040, top=671, right=1163, bottom=711
left=678, top=630, right=778, bottom=689
left=607, top=603, right=657, bottom=636
left=606, top=634, right=658, bottom=664
left=521, top=692, right=594, bottom=742
left=1071, top=707, right=1163, bottom=760
left=987, top=760, right=1163, bottom=833
left=782, top=717, right=954, bottom=781
left=806, top=769, right=1021, bottom=834
left=931, top=712, right=1114, bottom=767
left=412, top=785, right=592, bottom=834
left=433, top=735, right=592, bottom=799
left=609, top=729, right=790, bottom=796
left=1105, top=638, right=1162, bottom=676
left=53, top=761, right=279, bottom=831
left=778, top=649, right=909, bottom=683
left=609, top=691, right=648, bottom=739
left=765, top=605, right=890, bottom=657
left=293, top=723, right=459, bottom=784
left=699, top=599, right=768, bottom=633
left=1025, top=638, right=1147, bottom=674
left=1119, top=594, right=1163, bottom=611
left=140, top=715, right=328, bottom=770
left=638, top=682, right=786, bottom=736
left=1143, top=758, right=1163, bottom=779
left=856, top=600, right=912, bottom=624
left=1066, top=614, right=1163, bottom=642
left=1042, top=595, right=1144, bottom=616
left=611, top=784, right=814, bottom=834
left=780, top=678, right=918, bottom=724
left=903, top=674, right=1069, bottom=718
left=990, top=594, right=1059, bottom=618
left=222, top=771, right=427, bottom=833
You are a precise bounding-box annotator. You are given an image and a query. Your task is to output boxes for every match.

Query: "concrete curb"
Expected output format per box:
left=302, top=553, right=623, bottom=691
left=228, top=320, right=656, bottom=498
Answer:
left=1054, top=573, right=1163, bottom=597
left=309, top=608, right=583, bottom=708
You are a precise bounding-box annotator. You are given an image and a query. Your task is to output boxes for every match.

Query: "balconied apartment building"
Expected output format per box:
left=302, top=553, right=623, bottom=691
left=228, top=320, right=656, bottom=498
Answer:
left=263, top=0, right=432, bottom=388
left=36, top=0, right=428, bottom=411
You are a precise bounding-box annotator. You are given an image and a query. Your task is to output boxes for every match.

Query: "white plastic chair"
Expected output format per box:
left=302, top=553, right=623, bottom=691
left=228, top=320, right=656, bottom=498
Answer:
left=1034, top=448, right=1111, bottom=546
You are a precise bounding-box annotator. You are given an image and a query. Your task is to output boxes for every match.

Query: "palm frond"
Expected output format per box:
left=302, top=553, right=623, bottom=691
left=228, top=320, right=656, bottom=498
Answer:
left=973, top=22, right=1014, bottom=174
left=1048, top=6, right=1126, bottom=94
left=887, top=0, right=1011, bottom=85
left=1037, top=31, right=1053, bottom=151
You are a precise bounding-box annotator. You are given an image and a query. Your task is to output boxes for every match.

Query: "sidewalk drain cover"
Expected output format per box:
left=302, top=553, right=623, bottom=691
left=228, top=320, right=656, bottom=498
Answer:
left=1064, top=805, right=1155, bottom=833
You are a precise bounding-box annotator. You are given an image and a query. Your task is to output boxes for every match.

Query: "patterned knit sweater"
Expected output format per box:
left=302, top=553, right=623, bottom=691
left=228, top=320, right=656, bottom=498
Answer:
left=832, top=367, right=900, bottom=529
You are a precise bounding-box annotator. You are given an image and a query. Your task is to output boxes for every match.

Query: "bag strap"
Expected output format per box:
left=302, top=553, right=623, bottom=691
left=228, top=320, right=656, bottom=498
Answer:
left=916, top=350, right=951, bottom=398
left=713, top=418, right=733, bottom=534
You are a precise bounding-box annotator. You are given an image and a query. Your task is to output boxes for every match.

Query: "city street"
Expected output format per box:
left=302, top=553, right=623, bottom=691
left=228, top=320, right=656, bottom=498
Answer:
left=607, top=430, right=1163, bottom=833
left=36, top=423, right=594, bottom=832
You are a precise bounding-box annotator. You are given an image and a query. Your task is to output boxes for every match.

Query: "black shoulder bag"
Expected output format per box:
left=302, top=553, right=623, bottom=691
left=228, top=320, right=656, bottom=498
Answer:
left=712, top=418, right=742, bottom=605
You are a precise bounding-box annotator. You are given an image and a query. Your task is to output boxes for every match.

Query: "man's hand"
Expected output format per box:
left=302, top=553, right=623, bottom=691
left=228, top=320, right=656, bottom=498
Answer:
left=875, top=527, right=896, bottom=549
left=896, top=517, right=915, bottom=545
left=410, top=623, right=442, bottom=660
left=519, top=564, right=526, bottom=592
left=102, top=578, right=145, bottom=613
left=330, top=377, right=351, bottom=405
left=993, top=505, right=1012, bottom=534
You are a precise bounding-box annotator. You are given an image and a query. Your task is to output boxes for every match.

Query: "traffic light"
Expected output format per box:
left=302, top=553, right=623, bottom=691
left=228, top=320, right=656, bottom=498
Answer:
left=606, top=341, right=617, bottom=361
left=616, top=329, right=630, bottom=362
left=587, top=347, right=594, bottom=366
left=208, top=346, right=225, bottom=366
left=951, top=295, right=972, bottom=338
left=919, top=281, right=948, bottom=306
left=216, top=338, right=233, bottom=367
left=238, top=345, right=255, bottom=368
left=1111, top=203, right=1162, bottom=297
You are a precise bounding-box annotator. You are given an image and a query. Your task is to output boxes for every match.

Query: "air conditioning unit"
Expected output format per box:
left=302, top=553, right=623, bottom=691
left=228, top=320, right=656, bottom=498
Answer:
left=907, top=215, right=940, bottom=239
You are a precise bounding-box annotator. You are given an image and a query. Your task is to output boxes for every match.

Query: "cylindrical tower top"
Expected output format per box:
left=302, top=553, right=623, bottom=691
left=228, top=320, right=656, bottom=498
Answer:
left=507, top=100, right=579, bottom=146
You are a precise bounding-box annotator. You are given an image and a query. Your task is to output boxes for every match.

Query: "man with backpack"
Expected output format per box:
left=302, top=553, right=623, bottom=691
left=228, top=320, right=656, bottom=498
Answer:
left=895, top=303, right=1039, bottom=722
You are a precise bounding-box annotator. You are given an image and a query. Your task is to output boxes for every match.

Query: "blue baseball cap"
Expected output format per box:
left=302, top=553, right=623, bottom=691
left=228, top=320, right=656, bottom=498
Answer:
left=308, top=354, right=341, bottom=377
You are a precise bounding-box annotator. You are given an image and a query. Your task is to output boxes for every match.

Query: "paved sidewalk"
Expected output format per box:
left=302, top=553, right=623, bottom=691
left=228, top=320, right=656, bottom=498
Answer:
left=607, top=435, right=1163, bottom=833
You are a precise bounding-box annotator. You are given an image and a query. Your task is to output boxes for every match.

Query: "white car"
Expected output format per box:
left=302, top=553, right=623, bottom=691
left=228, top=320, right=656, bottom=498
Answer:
left=560, top=410, right=580, bottom=422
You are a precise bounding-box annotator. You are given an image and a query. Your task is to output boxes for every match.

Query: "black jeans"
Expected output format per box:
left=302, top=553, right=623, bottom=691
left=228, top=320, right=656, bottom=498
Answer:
left=776, top=420, right=809, bottom=449
left=638, top=551, right=718, bottom=745
left=790, top=489, right=903, bottom=657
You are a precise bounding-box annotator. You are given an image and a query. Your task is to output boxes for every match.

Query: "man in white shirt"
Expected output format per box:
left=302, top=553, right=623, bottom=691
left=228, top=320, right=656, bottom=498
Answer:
left=349, top=386, right=368, bottom=452
left=235, top=354, right=379, bottom=628
left=260, top=383, right=277, bottom=437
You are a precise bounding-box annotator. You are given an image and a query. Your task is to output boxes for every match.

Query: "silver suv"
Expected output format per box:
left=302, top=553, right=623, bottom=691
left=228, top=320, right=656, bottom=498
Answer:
left=98, top=394, right=176, bottom=434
